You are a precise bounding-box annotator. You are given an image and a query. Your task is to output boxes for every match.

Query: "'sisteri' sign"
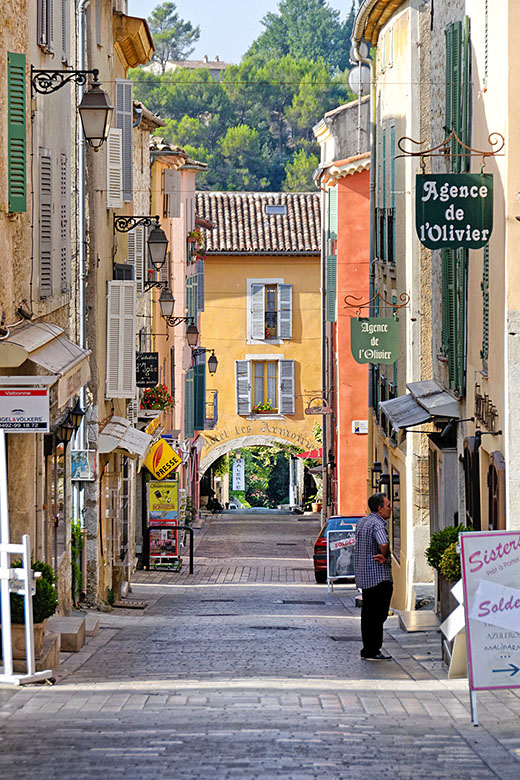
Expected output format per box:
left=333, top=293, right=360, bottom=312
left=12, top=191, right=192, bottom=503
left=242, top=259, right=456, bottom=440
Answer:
left=350, top=318, right=399, bottom=365
left=416, top=173, right=493, bottom=250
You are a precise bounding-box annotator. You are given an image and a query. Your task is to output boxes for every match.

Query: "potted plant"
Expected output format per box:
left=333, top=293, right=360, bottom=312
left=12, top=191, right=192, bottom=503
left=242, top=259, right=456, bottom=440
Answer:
left=140, top=384, right=174, bottom=415
left=187, top=228, right=205, bottom=257
left=252, top=400, right=275, bottom=414
left=425, top=524, right=470, bottom=621
left=8, top=560, right=58, bottom=659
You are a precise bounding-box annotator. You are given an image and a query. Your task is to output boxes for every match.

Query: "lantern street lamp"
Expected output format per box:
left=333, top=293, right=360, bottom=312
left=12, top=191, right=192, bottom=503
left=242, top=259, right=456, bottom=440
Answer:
left=192, top=347, right=218, bottom=375
left=69, top=399, right=85, bottom=430
left=31, top=67, right=113, bottom=149
left=113, top=216, right=169, bottom=290
left=158, top=287, right=198, bottom=330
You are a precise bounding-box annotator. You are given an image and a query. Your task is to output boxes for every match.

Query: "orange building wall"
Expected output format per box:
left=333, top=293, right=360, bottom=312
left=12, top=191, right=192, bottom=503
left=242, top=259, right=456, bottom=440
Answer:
left=336, top=169, right=370, bottom=514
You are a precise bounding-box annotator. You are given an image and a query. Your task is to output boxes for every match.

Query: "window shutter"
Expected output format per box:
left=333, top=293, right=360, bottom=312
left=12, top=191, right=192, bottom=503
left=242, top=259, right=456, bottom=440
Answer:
left=279, top=360, right=295, bottom=415
left=170, top=347, right=175, bottom=401
left=106, top=128, right=123, bottom=208
left=456, top=248, right=467, bottom=395
left=128, top=226, right=145, bottom=293
left=61, top=0, right=69, bottom=63
left=251, top=283, right=265, bottom=339
left=193, top=361, right=206, bottom=430
left=326, top=255, right=337, bottom=322
left=164, top=169, right=181, bottom=218
left=184, top=369, right=194, bottom=439
left=115, top=79, right=133, bottom=201
left=39, top=150, right=53, bottom=298
left=328, top=188, right=337, bottom=240
left=235, top=360, right=252, bottom=415
left=278, top=284, right=292, bottom=339
left=159, top=250, right=170, bottom=286
left=38, top=0, right=53, bottom=50
left=196, top=259, right=205, bottom=312
left=7, top=52, right=26, bottom=213
left=106, top=281, right=137, bottom=398
left=60, top=153, right=70, bottom=292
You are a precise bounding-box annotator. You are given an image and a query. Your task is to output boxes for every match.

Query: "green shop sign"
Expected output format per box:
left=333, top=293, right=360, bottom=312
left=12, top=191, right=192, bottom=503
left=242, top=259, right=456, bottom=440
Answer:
left=350, top=317, right=399, bottom=365
left=416, top=173, right=493, bottom=250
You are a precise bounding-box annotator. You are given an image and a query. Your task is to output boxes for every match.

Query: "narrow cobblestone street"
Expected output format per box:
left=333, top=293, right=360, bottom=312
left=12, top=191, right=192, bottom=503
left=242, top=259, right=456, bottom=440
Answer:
left=1, top=511, right=520, bottom=779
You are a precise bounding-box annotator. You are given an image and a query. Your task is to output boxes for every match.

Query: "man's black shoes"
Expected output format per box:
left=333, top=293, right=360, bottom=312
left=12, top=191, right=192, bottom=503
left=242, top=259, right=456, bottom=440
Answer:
left=360, top=651, right=391, bottom=660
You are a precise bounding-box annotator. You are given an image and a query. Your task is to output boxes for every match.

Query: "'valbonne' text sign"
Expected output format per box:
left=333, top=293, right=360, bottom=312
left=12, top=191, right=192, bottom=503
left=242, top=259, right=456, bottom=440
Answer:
left=460, top=531, right=520, bottom=692
left=350, top=317, right=399, bottom=365
left=416, top=173, right=493, bottom=249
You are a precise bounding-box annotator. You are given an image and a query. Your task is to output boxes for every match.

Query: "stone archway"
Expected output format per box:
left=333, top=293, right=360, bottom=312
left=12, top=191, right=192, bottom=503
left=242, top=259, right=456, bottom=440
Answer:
left=200, top=434, right=298, bottom=474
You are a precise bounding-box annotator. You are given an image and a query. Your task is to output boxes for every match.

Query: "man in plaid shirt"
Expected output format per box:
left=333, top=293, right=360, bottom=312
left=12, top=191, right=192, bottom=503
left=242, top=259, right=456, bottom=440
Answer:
left=354, top=492, right=393, bottom=660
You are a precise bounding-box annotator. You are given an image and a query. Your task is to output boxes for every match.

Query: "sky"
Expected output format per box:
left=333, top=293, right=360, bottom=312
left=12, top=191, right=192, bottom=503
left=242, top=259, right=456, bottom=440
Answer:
left=128, top=0, right=354, bottom=65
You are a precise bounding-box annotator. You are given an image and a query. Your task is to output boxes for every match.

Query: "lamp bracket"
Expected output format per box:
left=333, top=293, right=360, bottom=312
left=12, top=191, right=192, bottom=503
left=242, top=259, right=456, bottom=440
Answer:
left=143, top=280, right=168, bottom=292
left=31, top=66, right=99, bottom=97
left=164, top=316, right=194, bottom=328
left=113, top=215, right=160, bottom=233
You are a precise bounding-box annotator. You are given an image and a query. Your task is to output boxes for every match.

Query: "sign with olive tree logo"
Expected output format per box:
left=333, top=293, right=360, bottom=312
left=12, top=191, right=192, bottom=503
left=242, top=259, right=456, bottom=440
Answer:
left=416, top=173, right=493, bottom=250
left=350, top=318, right=399, bottom=365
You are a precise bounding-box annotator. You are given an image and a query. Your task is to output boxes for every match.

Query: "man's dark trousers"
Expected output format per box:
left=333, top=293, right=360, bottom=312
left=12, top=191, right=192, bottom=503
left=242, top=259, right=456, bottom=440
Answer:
left=360, top=580, right=393, bottom=657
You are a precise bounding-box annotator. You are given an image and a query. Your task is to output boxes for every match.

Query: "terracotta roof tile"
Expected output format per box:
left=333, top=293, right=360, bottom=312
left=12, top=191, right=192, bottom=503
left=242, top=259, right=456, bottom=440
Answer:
left=195, top=192, right=321, bottom=254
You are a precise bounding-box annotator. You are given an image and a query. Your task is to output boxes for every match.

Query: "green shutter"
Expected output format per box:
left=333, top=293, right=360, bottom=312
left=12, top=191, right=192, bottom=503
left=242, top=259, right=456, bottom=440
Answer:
left=442, top=248, right=467, bottom=395
left=326, top=254, right=337, bottom=322
left=184, top=369, right=194, bottom=439
left=446, top=19, right=470, bottom=172
left=481, top=244, right=489, bottom=374
left=8, top=52, right=27, bottom=213
left=193, top=362, right=206, bottom=430
left=456, top=248, right=467, bottom=395
left=328, top=188, right=337, bottom=240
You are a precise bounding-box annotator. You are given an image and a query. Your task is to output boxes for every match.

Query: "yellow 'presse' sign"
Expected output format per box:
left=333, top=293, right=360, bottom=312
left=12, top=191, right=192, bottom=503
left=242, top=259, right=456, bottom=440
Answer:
left=144, top=438, right=182, bottom=479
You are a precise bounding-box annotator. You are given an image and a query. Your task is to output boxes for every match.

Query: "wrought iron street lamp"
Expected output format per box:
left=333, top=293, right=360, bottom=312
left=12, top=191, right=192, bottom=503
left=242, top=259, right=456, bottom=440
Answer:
left=113, top=216, right=169, bottom=290
left=31, top=67, right=113, bottom=149
left=192, top=347, right=218, bottom=375
left=158, top=288, right=198, bottom=333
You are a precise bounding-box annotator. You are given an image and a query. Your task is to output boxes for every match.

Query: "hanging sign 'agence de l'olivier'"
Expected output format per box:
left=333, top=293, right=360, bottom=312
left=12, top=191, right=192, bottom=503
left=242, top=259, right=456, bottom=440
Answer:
left=350, top=317, right=399, bottom=365
left=416, top=173, right=493, bottom=250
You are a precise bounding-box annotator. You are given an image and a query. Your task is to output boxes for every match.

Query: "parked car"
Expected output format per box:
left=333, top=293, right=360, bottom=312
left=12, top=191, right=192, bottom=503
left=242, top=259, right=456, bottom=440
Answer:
left=313, top=514, right=363, bottom=583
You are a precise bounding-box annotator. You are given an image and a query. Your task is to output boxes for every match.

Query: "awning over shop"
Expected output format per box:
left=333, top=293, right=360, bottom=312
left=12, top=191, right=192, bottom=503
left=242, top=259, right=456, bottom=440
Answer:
left=0, top=322, right=91, bottom=407
left=99, top=416, right=153, bottom=459
left=379, top=380, right=460, bottom=431
left=295, top=448, right=322, bottom=459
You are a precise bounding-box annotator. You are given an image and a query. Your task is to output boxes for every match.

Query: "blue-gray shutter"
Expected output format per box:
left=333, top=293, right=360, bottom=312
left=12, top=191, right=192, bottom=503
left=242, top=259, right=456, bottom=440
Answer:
left=184, top=369, right=194, bottom=439
left=39, top=150, right=53, bottom=298
left=326, top=255, right=337, bottom=322
left=328, top=188, right=337, bottom=240
left=279, top=360, right=295, bottom=415
left=193, top=359, right=206, bottom=431
left=60, top=153, right=70, bottom=292
left=235, top=360, right=252, bottom=415
left=164, top=169, right=181, bottom=218
left=251, top=283, right=265, bottom=339
left=115, top=79, right=133, bottom=201
left=278, top=284, right=292, bottom=339
left=197, top=259, right=205, bottom=312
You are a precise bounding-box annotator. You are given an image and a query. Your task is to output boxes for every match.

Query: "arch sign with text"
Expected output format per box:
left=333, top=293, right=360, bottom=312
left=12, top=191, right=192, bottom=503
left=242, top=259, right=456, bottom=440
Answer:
left=350, top=318, right=399, bottom=365
left=416, top=173, right=493, bottom=249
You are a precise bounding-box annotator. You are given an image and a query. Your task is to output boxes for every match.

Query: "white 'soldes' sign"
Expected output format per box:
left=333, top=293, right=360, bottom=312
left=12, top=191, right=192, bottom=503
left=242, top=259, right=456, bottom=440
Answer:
left=460, top=531, right=520, bottom=691
left=0, top=388, right=50, bottom=432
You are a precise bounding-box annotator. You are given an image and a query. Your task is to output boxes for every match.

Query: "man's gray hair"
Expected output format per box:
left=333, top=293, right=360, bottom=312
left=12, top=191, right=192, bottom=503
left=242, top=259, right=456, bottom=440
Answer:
left=368, top=492, right=387, bottom=513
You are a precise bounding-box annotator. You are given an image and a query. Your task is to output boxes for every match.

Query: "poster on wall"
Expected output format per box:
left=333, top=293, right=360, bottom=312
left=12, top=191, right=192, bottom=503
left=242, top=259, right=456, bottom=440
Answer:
left=416, top=173, right=493, bottom=250
left=350, top=318, right=399, bottom=365
left=460, top=530, right=520, bottom=692
left=71, top=450, right=97, bottom=481
left=148, top=480, right=178, bottom=526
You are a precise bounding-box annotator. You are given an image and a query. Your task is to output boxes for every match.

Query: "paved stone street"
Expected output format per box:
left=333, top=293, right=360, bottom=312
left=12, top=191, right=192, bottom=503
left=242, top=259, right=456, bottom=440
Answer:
left=1, top=511, right=520, bottom=779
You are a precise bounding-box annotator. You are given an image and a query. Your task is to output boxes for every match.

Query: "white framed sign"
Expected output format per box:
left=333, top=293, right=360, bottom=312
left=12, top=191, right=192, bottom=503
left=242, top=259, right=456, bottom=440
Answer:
left=460, top=530, right=520, bottom=692
left=352, top=420, right=368, bottom=434
left=232, top=458, right=245, bottom=491
left=71, top=450, right=97, bottom=481
left=327, top=526, right=356, bottom=583
left=0, top=387, right=50, bottom=432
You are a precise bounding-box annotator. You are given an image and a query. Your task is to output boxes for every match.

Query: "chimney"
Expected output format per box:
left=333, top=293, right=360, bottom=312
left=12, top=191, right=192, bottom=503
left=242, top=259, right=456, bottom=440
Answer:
left=215, top=55, right=220, bottom=62
left=204, top=54, right=208, bottom=63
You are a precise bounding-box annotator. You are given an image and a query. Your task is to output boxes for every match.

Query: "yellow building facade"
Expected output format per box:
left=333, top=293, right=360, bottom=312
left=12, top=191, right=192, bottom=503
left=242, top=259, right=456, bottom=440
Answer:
left=195, top=193, right=322, bottom=483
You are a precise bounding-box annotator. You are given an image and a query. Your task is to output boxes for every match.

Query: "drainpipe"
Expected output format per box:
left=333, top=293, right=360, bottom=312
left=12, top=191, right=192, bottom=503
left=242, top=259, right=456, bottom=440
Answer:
left=352, top=32, right=377, bottom=457
left=73, top=0, right=90, bottom=527
left=320, top=180, right=328, bottom=523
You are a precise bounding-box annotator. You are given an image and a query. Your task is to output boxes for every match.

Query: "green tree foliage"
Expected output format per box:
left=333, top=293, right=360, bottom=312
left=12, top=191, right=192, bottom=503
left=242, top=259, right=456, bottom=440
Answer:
left=246, top=0, right=357, bottom=73
left=133, top=1, right=357, bottom=190
left=148, top=2, right=200, bottom=73
left=283, top=149, right=319, bottom=191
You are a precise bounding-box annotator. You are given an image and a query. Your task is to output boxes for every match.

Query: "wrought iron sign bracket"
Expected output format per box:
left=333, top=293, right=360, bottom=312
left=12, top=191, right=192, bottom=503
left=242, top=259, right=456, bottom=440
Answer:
left=344, top=291, right=410, bottom=318
left=163, top=316, right=194, bottom=328
left=113, top=215, right=160, bottom=233
left=143, top=279, right=168, bottom=292
left=396, top=130, right=505, bottom=171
